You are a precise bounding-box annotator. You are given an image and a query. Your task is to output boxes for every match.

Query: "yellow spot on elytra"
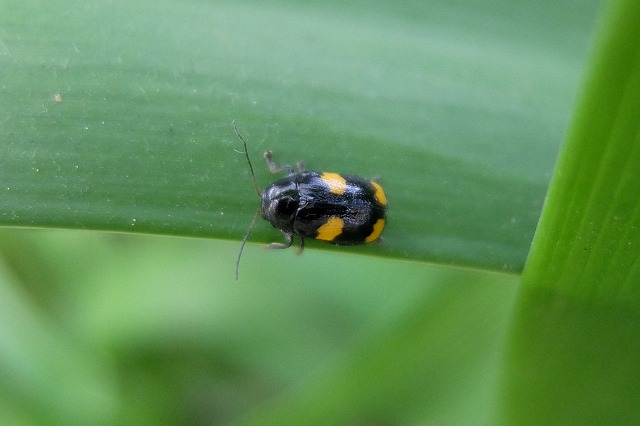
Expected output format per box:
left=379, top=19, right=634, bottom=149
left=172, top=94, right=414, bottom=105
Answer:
left=316, top=216, right=344, bottom=241
left=371, top=181, right=387, bottom=206
left=365, top=219, right=385, bottom=243
left=321, top=172, right=347, bottom=195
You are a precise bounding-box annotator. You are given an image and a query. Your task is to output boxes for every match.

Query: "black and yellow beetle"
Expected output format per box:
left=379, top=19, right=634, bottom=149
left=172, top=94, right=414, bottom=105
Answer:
left=234, top=122, right=387, bottom=279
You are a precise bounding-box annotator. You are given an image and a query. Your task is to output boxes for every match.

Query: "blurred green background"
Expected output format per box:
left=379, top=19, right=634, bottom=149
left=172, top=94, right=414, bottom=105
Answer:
left=0, top=229, right=519, bottom=424
left=5, top=0, right=640, bottom=425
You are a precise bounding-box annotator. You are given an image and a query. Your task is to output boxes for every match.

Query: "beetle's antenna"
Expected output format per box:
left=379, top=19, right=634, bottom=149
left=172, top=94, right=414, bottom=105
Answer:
left=236, top=210, right=260, bottom=280
left=233, top=121, right=261, bottom=197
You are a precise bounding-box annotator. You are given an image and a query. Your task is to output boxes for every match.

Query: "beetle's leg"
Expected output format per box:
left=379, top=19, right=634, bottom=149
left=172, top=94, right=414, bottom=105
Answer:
left=264, top=231, right=293, bottom=249
left=296, top=235, right=305, bottom=254
left=264, top=151, right=292, bottom=174
left=264, top=151, right=305, bottom=174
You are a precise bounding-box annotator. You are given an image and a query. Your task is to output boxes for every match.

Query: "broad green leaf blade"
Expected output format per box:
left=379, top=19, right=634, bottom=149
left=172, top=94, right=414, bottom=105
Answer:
left=0, top=0, right=599, bottom=272
left=500, top=0, right=640, bottom=423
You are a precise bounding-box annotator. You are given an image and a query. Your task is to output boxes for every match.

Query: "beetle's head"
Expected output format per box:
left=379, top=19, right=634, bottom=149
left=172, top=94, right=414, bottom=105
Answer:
left=260, top=180, right=299, bottom=232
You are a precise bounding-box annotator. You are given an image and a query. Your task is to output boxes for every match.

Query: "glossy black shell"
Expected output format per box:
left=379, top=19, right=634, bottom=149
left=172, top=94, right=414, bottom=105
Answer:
left=260, top=171, right=386, bottom=245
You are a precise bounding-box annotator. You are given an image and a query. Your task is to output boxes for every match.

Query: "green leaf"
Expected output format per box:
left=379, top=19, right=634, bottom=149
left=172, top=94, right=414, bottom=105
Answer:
left=500, top=0, right=640, bottom=423
left=0, top=0, right=598, bottom=272
left=3, top=1, right=624, bottom=425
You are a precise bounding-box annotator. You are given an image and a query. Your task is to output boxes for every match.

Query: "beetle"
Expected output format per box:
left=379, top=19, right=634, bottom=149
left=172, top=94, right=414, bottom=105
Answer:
left=234, top=122, right=387, bottom=279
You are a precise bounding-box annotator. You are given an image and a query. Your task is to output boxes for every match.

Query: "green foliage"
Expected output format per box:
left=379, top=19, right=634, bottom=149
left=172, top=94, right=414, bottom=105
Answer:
left=3, top=0, right=640, bottom=425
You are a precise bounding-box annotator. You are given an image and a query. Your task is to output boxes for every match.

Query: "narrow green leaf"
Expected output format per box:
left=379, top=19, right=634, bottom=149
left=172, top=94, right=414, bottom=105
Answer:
left=523, top=3, right=640, bottom=302
left=500, top=0, right=640, bottom=423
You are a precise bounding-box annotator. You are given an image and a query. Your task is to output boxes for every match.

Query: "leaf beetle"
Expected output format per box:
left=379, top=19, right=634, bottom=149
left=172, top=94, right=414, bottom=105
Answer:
left=234, top=122, right=387, bottom=279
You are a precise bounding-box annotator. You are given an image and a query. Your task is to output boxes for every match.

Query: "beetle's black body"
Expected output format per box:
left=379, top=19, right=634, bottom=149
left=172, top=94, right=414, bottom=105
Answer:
left=260, top=171, right=386, bottom=249
left=233, top=122, right=387, bottom=279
